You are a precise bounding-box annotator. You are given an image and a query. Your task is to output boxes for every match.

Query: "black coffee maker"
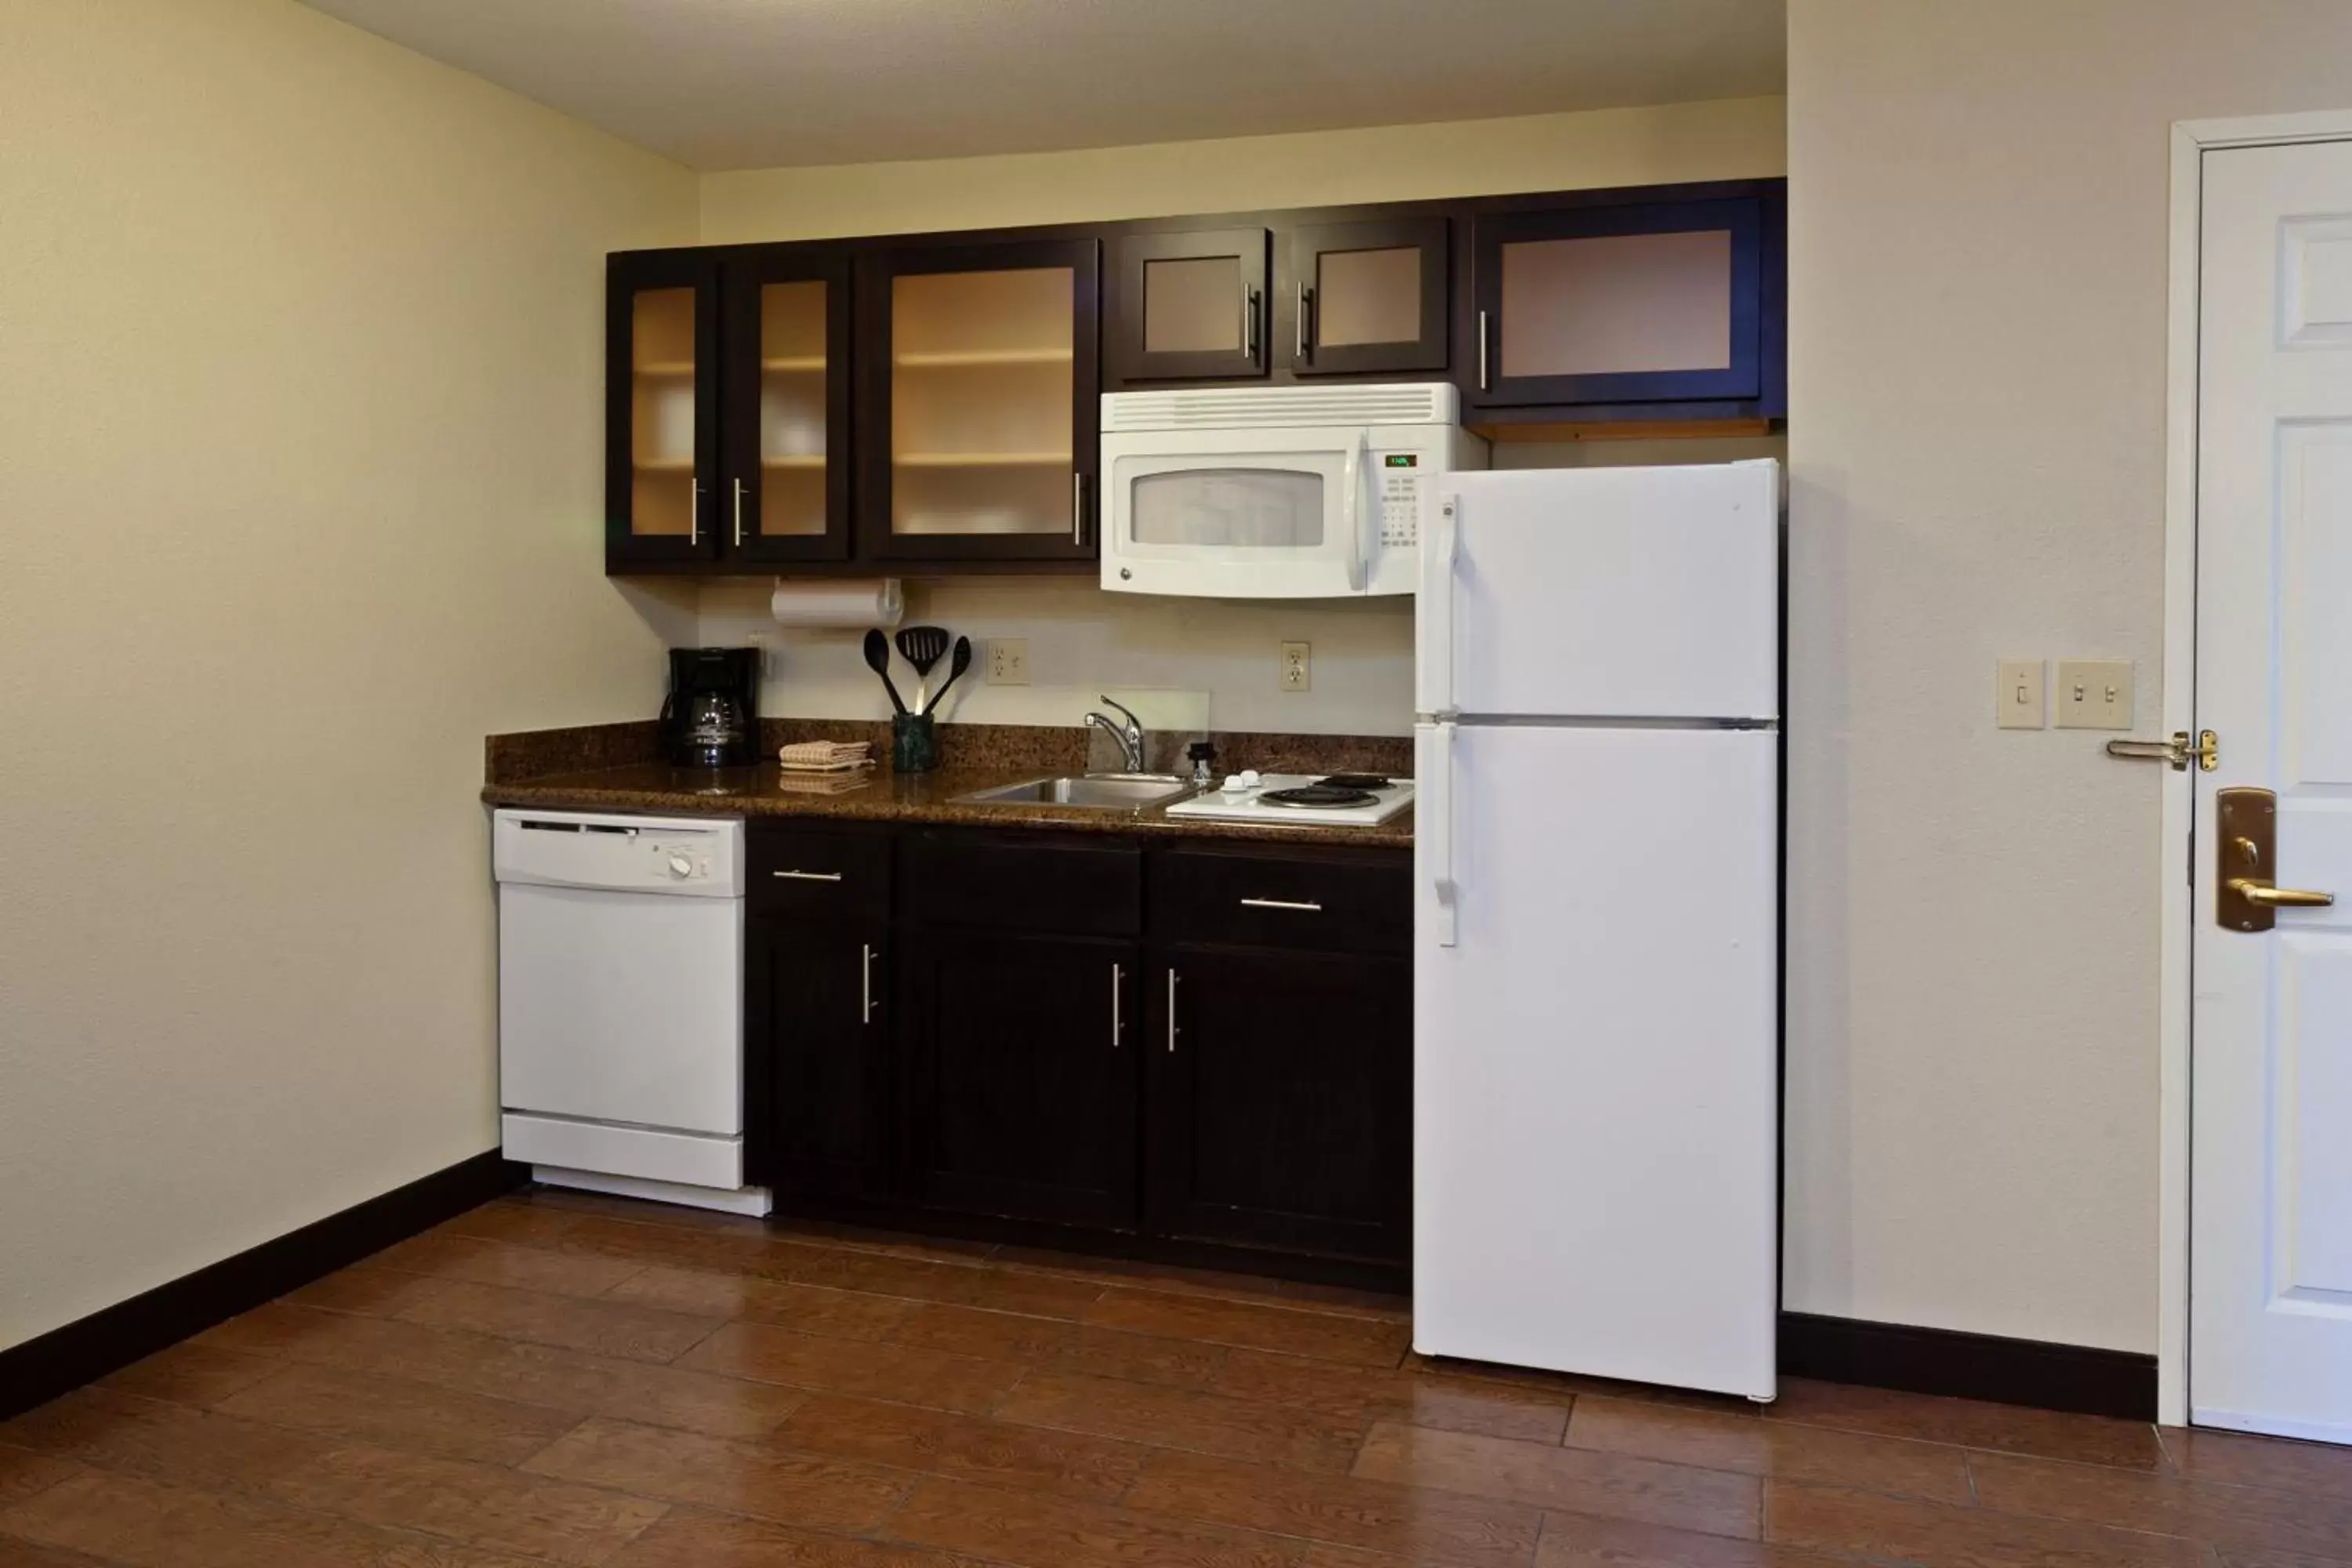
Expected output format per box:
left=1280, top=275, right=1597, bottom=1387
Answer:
left=659, top=648, right=761, bottom=768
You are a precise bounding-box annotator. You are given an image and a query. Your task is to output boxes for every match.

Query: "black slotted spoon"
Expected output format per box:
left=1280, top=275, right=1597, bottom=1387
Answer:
left=895, top=625, right=950, bottom=711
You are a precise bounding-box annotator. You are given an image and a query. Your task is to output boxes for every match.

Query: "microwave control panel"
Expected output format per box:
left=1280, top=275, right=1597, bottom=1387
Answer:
left=1377, top=452, right=1423, bottom=550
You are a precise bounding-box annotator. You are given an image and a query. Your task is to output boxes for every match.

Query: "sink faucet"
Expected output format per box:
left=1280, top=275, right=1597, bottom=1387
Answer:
left=1084, top=696, right=1148, bottom=772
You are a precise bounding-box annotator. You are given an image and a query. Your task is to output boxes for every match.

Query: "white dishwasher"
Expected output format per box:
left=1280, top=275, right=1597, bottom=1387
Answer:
left=492, top=808, right=768, bottom=1215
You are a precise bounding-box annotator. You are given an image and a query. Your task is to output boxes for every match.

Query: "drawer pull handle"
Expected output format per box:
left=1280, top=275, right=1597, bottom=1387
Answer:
left=773, top=869, right=844, bottom=882
left=1240, top=897, right=1323, bottom=913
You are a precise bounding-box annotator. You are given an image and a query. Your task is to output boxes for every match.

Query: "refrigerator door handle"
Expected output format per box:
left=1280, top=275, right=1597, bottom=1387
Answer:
left=1428, top=720, right=1459, bottom=947
left=1422, top=495, right=1460, bottom=716
left=1343, top=430, right=1368, bottom=592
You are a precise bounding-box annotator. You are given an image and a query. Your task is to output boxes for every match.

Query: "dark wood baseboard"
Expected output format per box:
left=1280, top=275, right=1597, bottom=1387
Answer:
left=1780, top=1310, right=2157, bottom=1421
left=0, top=1149, right=526, bottom=1421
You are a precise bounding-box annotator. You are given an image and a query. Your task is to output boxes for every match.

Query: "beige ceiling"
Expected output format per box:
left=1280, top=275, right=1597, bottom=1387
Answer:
left=299, top=0, right=1785, bottom=172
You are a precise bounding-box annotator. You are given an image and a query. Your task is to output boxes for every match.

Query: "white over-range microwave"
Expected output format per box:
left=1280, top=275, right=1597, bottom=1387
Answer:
left=1098, top=383, right=1488, bottom=597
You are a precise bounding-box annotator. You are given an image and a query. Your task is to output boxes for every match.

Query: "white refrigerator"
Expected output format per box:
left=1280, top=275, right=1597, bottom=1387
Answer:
left=1414, top=461, right=1780, bottom=1401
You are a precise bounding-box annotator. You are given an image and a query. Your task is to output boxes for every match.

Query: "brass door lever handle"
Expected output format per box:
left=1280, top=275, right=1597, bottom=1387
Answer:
left=2230, top=880, right=2335, bottom=909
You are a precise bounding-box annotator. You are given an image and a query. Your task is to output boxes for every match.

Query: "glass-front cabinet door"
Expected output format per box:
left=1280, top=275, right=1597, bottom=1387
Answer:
left=855, top=238, right=1100, bottom=563
left=720, top=249, right=851, bottom=563
left=1289, top=216, right=1449, bottom=377
left=607, top=252, right=720, bottom=566
left=1107, top=228, right=1270, bottom=383
left=1468, top=195, right=1770, bottom=411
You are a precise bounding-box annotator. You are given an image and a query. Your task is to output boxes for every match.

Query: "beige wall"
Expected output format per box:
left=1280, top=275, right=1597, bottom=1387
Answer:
left=700, top=99, right=1786, bottom=736
left=1787, top=0, right=2352, bottom=1352
left=701, top=97, right=1787, bottom=242
left=0, top=0, right=698, bottom=1348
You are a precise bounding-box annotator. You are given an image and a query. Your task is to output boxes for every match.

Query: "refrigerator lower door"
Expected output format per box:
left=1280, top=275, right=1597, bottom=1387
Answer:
left=1414, top=721, right=1777, bottom=1399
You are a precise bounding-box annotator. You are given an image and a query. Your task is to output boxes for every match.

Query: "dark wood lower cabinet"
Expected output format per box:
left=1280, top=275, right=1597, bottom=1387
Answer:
left=746, top=821, right=1408, bottom=1281
left=1149, top=946, right=1411, bottom=1263
left=747, top=917, right=888, bottom=1200
left=900, top=929, right=1141, bottom=1229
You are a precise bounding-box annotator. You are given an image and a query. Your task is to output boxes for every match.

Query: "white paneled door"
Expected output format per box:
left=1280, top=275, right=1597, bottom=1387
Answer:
left=2193, top=138, right=2352, bottom=1443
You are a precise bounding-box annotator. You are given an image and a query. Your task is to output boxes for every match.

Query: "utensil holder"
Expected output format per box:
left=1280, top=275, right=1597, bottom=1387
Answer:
left=891, top=713, right=938, bottom=774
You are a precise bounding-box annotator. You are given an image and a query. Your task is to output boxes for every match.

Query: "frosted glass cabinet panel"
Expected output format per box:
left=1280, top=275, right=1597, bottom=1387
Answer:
left=1470, top=196, right=1767, bottom=409
left=630, top=290, right=698, bottom=535
left=1109, top=229, right=1269, bottom=382
left=718, top=249, right=851, bottom=563
left=857, top=238, right=1100, bottom=562
left=1501, top=230, right=1732, bottom=378
left=756, top=281, right=829, bottom=535
left=608, top=252, right=720, bottom=565
left=1290, top=216, right=1448, bottom=376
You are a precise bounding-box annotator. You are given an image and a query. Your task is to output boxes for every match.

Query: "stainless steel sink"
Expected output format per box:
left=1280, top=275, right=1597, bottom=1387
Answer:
left=953, top=773, right=1196, bottom=811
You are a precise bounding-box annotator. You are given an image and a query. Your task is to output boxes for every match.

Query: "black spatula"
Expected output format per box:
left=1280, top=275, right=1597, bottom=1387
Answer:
left=924, top=636, right=973, bottom=716
left=895, top=625, right=950, bottom=710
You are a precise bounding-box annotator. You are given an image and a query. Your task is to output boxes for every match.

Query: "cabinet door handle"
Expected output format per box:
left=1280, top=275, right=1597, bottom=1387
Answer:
left=862, top=943, right=876, bottom=1025
left=1111, top=962, right=1123, bottom=1047
left=772, top=869, right=844, bottom=882
left=1240, top=897, right=1323, bottom=913
left=1477, top=310, right=1490, bottom=391
left=731, top=477, right=746, bottom=546
left=1296, top=282, right=1311, bottom=363
left=689, top=480, right=704, bottom=545
left=1241, top=286, right=1258, bottom=361
left=1073, top=472, right=1087, bottom=546
left=1167, top=968, right=1180, bottom=1054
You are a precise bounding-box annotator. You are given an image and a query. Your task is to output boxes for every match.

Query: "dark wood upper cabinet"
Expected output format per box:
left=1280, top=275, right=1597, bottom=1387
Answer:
left=719, top=248, right=853, bottom=564
left=1468, top=194, right=1773, bottom=411
left=855, top=236, right=1101, bottom=564
left=1289, top=216, right=1449, bottom=377
left=607, top=178, right=1785, bottom=577
left=1107, top=227, right=1271, bottom=383
left=607, top=250, right=722, bottom=568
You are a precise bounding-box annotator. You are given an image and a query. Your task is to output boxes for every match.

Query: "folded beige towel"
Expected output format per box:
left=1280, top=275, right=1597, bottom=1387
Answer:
left=779, top=739, right=873, bottom=769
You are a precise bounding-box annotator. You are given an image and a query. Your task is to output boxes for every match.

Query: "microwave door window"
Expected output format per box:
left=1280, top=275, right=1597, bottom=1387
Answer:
left=1131, top=468, right=1324, bottom=548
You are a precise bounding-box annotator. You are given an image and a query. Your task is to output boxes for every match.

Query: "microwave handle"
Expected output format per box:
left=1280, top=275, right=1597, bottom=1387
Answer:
left=1344, top=430, right=1368, bottom=591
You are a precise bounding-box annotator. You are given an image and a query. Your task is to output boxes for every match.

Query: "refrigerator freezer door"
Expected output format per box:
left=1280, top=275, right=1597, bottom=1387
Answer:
left=1414, top=721, right=1777, bottom=1399
left=1417, top=461, right=1779, bottom=720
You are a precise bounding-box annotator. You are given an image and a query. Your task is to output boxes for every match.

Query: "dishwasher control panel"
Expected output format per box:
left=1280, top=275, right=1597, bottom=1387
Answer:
left=492, top=811, right=744, bottom=898
left=652, top=839, right=714, bottom=881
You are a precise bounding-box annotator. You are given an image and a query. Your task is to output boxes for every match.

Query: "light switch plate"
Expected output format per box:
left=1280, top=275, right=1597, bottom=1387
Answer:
left=1997, top=659, right=2045, bottom=729
left=2054, top=659, right=2133, bottom=730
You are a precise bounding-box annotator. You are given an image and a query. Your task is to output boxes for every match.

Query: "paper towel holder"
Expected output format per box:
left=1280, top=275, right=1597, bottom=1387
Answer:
left=768, top=575, right=904, bottom=631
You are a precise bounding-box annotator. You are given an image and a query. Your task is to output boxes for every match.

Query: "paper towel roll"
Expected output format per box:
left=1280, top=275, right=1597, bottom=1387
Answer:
left=769, top=578, right=902, bottom=630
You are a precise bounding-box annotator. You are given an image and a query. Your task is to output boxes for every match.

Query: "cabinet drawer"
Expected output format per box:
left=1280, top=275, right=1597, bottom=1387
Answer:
left=748, top=825, right=892, bottom=921
left=902, top=831, right=1142, bottom=936
left=1152, top=848, right=1409, bottom=954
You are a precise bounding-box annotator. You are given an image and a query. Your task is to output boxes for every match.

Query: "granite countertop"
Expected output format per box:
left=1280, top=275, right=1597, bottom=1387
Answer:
left=481, top=720, right=1414, bottom=848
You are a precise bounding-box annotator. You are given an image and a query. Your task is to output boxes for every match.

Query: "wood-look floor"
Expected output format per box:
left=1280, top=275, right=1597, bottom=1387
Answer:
left=7, top=1190, right=2352, bottom=1568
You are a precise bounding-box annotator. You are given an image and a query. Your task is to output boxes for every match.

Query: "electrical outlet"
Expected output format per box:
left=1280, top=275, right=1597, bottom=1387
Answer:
left=1280, top=641, right=1312, bottom=692
left=985, top=638, right=1029, bottom=686
left=2054, top=659, right=2133, bottom=730
left=1996, top=658, right=2045, bottom=729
